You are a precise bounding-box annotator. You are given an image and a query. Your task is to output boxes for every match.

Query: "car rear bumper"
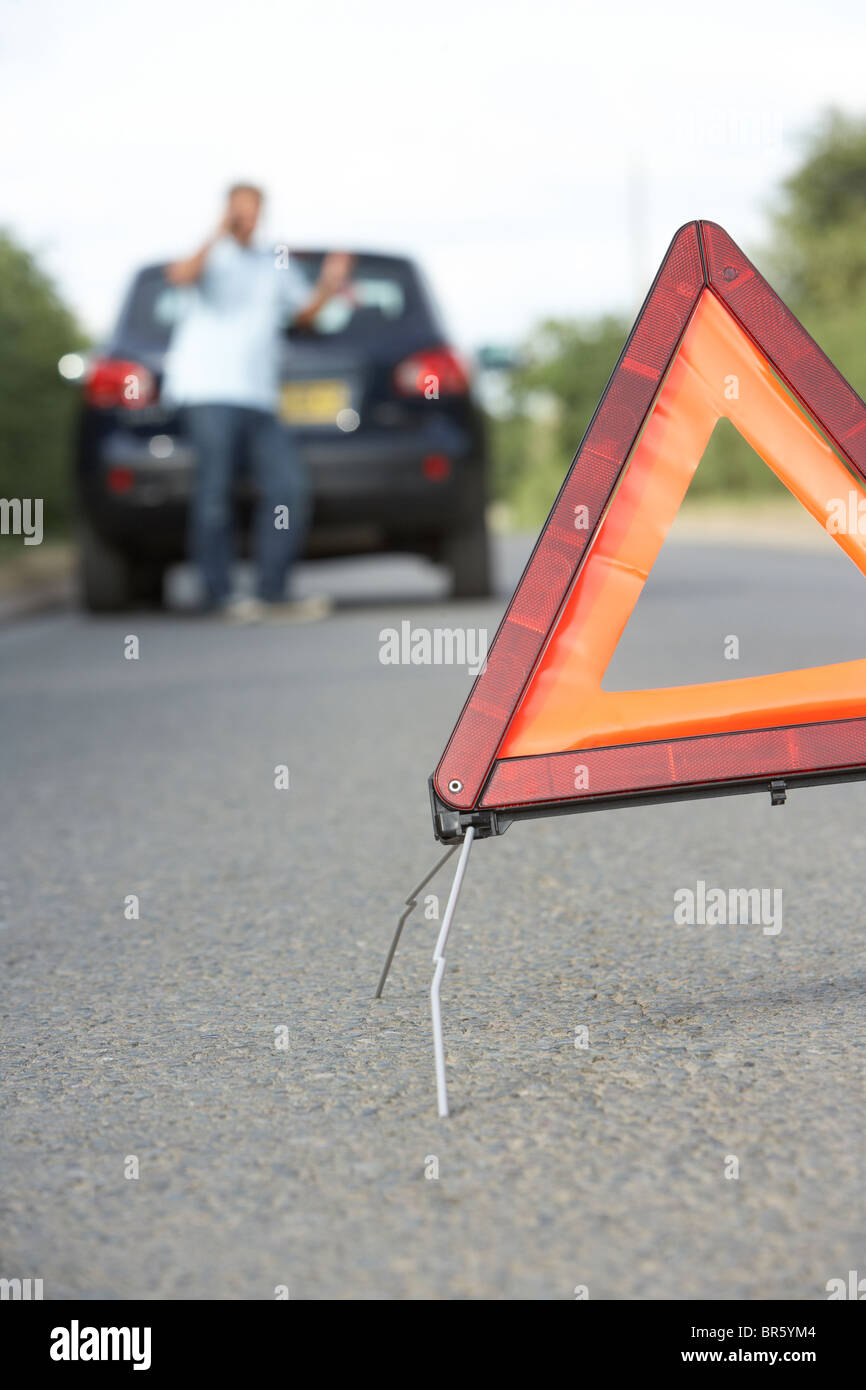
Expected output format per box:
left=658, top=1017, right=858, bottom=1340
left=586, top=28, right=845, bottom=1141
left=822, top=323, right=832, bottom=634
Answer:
left=79, top=417, right=483, bottom=560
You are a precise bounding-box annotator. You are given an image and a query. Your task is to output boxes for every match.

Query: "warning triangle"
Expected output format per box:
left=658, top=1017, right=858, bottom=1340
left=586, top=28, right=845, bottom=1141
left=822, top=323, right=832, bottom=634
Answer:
left=433, top=221, right=866, bottom=828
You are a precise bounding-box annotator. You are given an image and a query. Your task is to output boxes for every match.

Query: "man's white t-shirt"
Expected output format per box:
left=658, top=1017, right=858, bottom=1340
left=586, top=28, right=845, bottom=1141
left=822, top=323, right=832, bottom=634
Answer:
left=162, top=238, right=310, bottom=413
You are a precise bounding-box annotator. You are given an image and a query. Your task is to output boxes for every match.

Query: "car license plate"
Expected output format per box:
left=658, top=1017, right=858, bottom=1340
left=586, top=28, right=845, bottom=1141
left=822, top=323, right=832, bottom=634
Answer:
left=279, top=379, right=350, bottom=425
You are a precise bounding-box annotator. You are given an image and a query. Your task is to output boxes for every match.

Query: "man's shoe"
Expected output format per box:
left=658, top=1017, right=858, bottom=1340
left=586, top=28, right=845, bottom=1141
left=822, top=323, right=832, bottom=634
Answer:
left=262, top=595, right=333, bottom=623
left=223, top=595, right=268, bottom=624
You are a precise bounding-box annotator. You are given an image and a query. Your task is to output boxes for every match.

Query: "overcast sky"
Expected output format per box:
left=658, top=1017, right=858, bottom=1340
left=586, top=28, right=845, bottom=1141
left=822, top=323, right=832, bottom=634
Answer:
left=2, top=0, right=864, bottom=349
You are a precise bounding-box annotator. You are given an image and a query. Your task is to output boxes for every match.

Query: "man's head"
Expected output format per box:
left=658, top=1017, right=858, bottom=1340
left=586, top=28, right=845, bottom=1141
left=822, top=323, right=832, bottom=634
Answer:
left=225, top=183, right=264, bottom=244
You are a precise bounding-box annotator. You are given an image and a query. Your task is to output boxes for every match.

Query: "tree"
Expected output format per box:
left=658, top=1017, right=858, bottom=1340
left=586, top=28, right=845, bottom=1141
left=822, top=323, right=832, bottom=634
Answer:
left=765, top=108, right=866, bottom=396
left=768, top=109, right=866, bottom=310
left=0, top=230, right=85, bottom=536
left=489, top=107, right=866, bottom=523
left=489, top=315, right=628, bottom=525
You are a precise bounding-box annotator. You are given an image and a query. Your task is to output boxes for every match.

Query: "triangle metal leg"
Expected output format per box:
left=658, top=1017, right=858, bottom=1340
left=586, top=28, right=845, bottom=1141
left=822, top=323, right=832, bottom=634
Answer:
left=430, top=826, right=475, bottom=1118
left=375, top=845, right=457, bottom=999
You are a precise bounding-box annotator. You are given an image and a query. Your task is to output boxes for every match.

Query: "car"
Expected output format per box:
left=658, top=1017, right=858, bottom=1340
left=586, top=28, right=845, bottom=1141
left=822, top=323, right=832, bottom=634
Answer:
left=72, top=250, right=492, bottom=610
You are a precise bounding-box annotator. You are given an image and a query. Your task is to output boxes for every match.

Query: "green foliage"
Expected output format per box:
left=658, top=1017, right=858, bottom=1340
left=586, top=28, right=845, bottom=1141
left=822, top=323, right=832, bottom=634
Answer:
left=687, top=419, right=778, bottom=498
left=0, top=230, right=84, bottom=535
left=488, top=107, right=866, bottom=525
left=767, top=109, right=866, bottom=314
left=485, top=303, right=783, bottom=526
left=488, top=316, right=629, bottom=525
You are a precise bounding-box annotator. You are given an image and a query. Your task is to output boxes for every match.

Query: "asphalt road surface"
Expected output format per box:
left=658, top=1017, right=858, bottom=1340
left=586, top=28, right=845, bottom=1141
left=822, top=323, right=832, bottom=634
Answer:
left=1, top=533, right=864, bottom=1300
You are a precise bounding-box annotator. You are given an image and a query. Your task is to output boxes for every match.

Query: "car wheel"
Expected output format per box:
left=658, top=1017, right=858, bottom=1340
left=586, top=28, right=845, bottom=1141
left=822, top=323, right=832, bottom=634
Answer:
left=440, top=512, right=493, bottom=599
left=79, top=520, right=135, bottom=612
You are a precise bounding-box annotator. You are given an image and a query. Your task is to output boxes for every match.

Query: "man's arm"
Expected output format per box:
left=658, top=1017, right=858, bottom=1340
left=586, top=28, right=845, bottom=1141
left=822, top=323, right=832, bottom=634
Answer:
left=292, top=252, right=354, bottom=327
left=165, top=219, right=228, bottom=286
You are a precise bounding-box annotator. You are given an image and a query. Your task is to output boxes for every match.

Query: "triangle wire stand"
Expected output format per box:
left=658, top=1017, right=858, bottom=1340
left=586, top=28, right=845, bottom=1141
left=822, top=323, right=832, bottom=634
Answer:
left=375, top=828, right=476, bottom=1118
left=378, top=220, right=866, bottom=1120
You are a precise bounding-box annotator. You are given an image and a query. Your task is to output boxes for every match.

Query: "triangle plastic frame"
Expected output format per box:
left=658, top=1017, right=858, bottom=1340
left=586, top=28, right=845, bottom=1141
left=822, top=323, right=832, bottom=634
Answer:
left=431, top=221, right=866, bottom=843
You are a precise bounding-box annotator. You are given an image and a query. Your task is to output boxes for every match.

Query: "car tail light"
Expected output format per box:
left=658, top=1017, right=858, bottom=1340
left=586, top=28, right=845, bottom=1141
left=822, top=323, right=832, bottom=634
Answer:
left=106, top=466, right=135, bottom=494
left=85, top=358, right=156, bottom=410
left=422, top=453, right=451, bottom=481
left=393, top=347, right=469, bottom=397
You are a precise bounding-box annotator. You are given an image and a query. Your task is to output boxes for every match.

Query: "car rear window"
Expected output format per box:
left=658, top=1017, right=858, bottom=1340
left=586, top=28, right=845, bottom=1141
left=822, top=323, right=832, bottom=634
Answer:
left=117, top=253, right=427, bottom=350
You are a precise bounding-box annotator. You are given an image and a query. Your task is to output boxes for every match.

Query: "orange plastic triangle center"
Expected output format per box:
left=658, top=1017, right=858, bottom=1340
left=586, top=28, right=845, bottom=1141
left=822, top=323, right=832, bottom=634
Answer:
left=499, top=289, right=866, bottom=758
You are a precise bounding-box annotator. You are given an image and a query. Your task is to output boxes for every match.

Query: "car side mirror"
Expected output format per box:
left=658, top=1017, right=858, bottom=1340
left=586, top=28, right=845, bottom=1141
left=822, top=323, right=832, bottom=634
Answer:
left=476, top=344, right=522, bottom=372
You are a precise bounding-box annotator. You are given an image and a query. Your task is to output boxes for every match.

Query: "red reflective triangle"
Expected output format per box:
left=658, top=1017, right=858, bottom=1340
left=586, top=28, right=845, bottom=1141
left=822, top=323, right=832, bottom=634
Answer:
left=432, top=221, right=866, bottom=824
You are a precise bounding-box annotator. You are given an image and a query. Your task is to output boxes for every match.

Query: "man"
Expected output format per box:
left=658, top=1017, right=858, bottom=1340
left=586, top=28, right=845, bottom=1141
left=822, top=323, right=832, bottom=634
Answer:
left=163, top=183, right=351, bottom=618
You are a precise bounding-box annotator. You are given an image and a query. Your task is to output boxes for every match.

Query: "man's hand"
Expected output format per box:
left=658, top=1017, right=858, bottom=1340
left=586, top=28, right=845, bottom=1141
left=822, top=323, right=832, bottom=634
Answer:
left=294, top=252, right=356, bottom=327
left=165, top=218, right=227, bottom=286
left=317, top=252, right=354, bottom=295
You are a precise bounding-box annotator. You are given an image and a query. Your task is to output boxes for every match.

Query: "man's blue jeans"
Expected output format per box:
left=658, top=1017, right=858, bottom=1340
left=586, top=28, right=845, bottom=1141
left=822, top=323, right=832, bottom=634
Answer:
left=183, top=404, right=310, bottom=604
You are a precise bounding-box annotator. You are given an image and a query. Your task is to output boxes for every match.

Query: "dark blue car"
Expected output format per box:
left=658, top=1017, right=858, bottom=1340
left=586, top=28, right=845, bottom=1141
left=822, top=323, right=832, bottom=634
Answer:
left=74, top=251, right=491, bottom=610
